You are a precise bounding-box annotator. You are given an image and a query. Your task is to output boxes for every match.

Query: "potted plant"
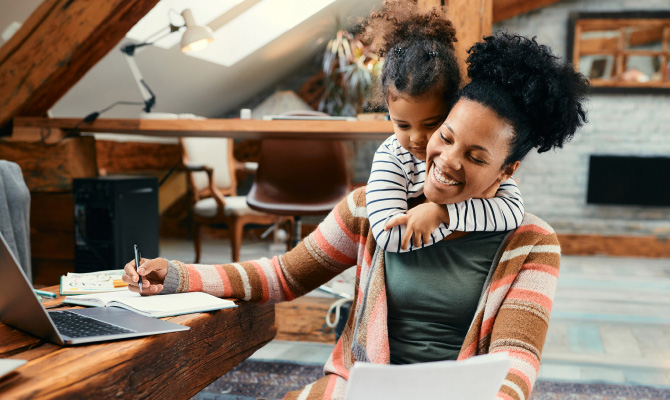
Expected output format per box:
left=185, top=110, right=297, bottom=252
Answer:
left=318, top=29, right=382, bottom=116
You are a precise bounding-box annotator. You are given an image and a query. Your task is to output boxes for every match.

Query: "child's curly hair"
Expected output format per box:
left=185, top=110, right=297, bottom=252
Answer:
left=460, top=31, right=590, bottom=165
left=362, top=0, right=460, bottom=106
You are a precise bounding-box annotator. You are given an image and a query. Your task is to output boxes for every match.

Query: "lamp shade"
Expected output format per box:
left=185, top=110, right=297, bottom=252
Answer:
left=180, top=9, right=214, bottom=52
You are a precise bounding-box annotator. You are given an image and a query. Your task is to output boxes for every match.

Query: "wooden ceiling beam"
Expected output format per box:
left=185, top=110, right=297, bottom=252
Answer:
left=447, top=0, right=492, bottom=82
left=0, top=0, right=160, bottom=134
left=417, top=0, right=493, bottom=84
left=492, top=0, right=561, bottom=23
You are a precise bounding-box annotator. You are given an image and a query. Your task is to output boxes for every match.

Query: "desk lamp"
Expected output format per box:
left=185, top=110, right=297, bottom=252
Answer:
left=120, top=9, right=214, bottom=114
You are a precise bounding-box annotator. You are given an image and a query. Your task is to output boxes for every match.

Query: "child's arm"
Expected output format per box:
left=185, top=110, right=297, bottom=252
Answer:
left=445, top=177, right=525, bottom=232
left=366, top=138, right=452, bottom=252
left=383, top=202, right=451, bottom=250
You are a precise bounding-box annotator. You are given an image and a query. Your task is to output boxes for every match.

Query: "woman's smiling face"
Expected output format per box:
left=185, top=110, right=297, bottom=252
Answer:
left=424, top=99, right=520, bottom=205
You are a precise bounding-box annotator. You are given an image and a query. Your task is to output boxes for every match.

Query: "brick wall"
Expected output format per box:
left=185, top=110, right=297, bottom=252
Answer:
left=494, top=0, right=670, bottom=237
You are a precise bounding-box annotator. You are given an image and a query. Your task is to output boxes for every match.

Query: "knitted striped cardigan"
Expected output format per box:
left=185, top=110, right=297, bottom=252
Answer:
left=163, top=187, right=560, bottom=400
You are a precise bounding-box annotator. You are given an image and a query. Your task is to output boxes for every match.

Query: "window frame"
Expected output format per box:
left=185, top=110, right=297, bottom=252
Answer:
left=568, top=11, right=670, bottom=94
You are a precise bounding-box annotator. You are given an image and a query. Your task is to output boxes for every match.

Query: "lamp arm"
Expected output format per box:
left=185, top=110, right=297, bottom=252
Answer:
left=121, top=50, right=156, bottom=113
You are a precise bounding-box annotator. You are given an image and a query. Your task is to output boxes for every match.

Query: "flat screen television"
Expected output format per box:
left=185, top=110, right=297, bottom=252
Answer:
left=587, top=155, right=670, bottom=206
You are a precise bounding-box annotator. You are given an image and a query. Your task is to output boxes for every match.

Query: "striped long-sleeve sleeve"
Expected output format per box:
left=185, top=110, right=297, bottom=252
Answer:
left=366, top=136, right=451, bottom=252
left=161, top=192, right=369, bottom=303
left=445, top=177, right=524, bottom=232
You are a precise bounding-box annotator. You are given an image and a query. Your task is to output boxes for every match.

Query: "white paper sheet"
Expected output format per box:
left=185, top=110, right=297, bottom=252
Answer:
left=0, top=359, right=26, bottom=380
left=344, top=352, right=511, bottom=400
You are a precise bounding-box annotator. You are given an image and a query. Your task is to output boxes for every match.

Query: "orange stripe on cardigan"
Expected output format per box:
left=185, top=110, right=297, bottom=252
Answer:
left=513, top=224, right=551, bottom=236
left=497, top=391, right=517, bottom=400
left=214, top=264, right=233, bottom=298
left=458, top=339, right=478, bottom=360
left=362, top=240, right=373, bottom=267
left=366, top=291, right=390, bottom=364
left=506, top=288, right=553, bottom=311
left=333, top=203, right=360, bottom=243
left=187, top=264, right=203, bottom=291
left=329, top=335, right=349, bottom=379
left=313, top=227, right=357, bottom=266
left=490, top=272, right=516, bottom=292
left=322, top=374, right=338, bottom=399
left=502, top=348, right=541, bottom=371
left=481, top=316, right=495, bottom=335
left=250, top=261, right=270, bottom=302
left=271, top=257, right=297, bottom=301
left=509, top=367, right=532, bottom=395
left=523, top=263, right=559, bottom=277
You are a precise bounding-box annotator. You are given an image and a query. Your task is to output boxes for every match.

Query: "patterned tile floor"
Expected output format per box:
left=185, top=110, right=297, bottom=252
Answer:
left=159, top=237, right=670, bottom=389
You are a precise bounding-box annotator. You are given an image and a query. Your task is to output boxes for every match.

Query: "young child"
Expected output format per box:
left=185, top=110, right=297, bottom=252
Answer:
left=363, top=2, right=524, bottom=252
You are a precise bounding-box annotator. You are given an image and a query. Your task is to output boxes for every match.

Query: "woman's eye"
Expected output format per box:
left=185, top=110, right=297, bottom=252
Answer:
left=470, top=157, right=486, bottom=165
left=439, top=132, right=452, bottom=144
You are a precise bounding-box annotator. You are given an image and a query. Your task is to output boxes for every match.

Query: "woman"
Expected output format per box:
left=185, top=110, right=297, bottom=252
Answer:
left=123, top=32, right=588, bottom=400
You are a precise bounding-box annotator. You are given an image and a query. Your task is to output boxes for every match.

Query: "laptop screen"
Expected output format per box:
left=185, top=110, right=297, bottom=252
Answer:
left=0, top=232, right=63, bottom=344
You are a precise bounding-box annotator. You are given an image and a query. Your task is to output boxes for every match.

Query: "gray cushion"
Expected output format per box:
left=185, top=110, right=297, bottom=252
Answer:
left=193, top=196, right=267, bottom=218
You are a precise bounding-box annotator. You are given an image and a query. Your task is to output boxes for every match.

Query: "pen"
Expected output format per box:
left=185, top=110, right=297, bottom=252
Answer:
left=134, top=244, right=142, bottom=293
left=34, top=289, right=57, bottom=299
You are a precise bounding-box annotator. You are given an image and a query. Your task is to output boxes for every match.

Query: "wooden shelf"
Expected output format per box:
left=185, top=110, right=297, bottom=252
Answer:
left=13, top=117, right=394, bottom=141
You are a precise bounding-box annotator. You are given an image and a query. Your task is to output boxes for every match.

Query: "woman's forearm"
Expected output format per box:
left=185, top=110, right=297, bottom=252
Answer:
left=162, top=191, right=368, bottom=303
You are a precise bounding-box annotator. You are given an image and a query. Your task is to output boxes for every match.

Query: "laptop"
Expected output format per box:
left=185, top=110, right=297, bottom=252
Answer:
left=0, top=232, right=189, bottom=345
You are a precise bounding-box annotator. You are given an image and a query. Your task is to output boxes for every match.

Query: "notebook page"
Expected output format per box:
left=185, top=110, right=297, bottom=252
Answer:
left=110, top=292, right=236, bottom=316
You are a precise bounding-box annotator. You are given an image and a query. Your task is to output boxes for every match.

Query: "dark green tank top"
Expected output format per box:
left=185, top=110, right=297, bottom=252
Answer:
left=384, top=231, right=508, bottom=364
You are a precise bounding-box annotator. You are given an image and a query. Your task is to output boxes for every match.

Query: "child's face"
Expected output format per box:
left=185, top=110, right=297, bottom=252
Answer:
left=387, top=90, right=450, bottom=161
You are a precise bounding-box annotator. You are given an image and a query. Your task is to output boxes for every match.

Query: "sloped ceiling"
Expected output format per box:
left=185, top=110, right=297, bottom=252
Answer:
left=0, top=0, right=559, bottom=121
left=1, top=0, right=384, bottom=120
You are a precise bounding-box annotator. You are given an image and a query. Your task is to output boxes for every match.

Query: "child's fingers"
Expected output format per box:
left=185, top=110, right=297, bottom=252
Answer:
left=401, top=231, right=413, bottom=250
left=385, top=214, right=409, bottom=230
left=413, top=232, right=422, bottom=248
left=422, top=232, right=432, bottom=245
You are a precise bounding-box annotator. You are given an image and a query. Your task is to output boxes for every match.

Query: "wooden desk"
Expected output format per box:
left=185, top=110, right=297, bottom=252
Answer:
left=0, top=287, right=276, bottom=399
left=13, top=117, right=394, bottom=141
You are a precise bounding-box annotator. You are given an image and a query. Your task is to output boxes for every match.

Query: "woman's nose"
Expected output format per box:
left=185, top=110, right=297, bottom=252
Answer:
left=440, top=147, right=462, bottom=170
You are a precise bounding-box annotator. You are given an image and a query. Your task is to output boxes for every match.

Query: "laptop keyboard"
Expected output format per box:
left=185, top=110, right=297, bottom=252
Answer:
left=49, top=310, right=136, bottom=338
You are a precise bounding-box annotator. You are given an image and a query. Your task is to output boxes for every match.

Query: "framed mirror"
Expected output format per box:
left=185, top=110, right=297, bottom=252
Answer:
left=568, top=11, right=670, bottom=93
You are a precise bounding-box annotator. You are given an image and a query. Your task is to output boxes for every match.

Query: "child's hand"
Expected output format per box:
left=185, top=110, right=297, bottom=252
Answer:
left=384, top=203, right=449, bottom=250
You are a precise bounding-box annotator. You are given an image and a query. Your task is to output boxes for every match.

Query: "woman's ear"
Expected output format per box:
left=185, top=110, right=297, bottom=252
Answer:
left=499, top=161, right=521, bottom=182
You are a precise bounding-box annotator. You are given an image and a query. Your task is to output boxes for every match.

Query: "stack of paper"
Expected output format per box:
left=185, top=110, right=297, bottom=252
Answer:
left=344, top=352, right=511, bottom=400
left=60, top=269, right=128, bottom=295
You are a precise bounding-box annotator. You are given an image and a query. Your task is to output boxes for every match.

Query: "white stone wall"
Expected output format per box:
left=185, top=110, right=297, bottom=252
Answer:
left=497, top=0, right=670, bottom=236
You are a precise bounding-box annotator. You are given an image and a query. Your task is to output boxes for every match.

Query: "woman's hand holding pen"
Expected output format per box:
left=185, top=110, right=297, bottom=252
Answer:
left=122, top=258, right=169, bottom=295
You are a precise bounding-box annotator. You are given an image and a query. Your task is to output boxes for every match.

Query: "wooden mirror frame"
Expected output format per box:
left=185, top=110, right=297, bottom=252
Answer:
left=568, top=11, right=670, bottom=94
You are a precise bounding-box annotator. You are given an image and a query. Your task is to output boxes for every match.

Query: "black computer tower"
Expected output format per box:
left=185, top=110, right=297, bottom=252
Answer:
left=73, top=176, right=159, bottom=273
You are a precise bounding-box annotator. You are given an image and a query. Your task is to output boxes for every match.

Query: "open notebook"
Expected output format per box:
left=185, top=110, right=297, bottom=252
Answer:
left=63, top=291, right=237, bottom=318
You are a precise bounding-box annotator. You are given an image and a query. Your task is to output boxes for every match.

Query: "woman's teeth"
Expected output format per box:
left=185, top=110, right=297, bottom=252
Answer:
left=433, top=165, right=461, bottom=185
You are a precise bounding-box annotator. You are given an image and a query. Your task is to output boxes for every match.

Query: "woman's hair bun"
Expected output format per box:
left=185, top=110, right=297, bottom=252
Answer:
left=465, top=31, right=589, bottom=154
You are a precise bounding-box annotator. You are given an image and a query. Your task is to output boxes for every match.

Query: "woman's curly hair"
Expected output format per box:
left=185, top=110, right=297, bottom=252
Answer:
left=362, top=0, right=460, bottom=106
left=460, top=31, right=589, bottom=165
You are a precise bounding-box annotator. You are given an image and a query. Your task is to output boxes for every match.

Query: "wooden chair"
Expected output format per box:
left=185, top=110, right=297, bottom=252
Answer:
left=180, top=137, right=291, bottom=263
left=246, top=111, right=350, bottom=247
